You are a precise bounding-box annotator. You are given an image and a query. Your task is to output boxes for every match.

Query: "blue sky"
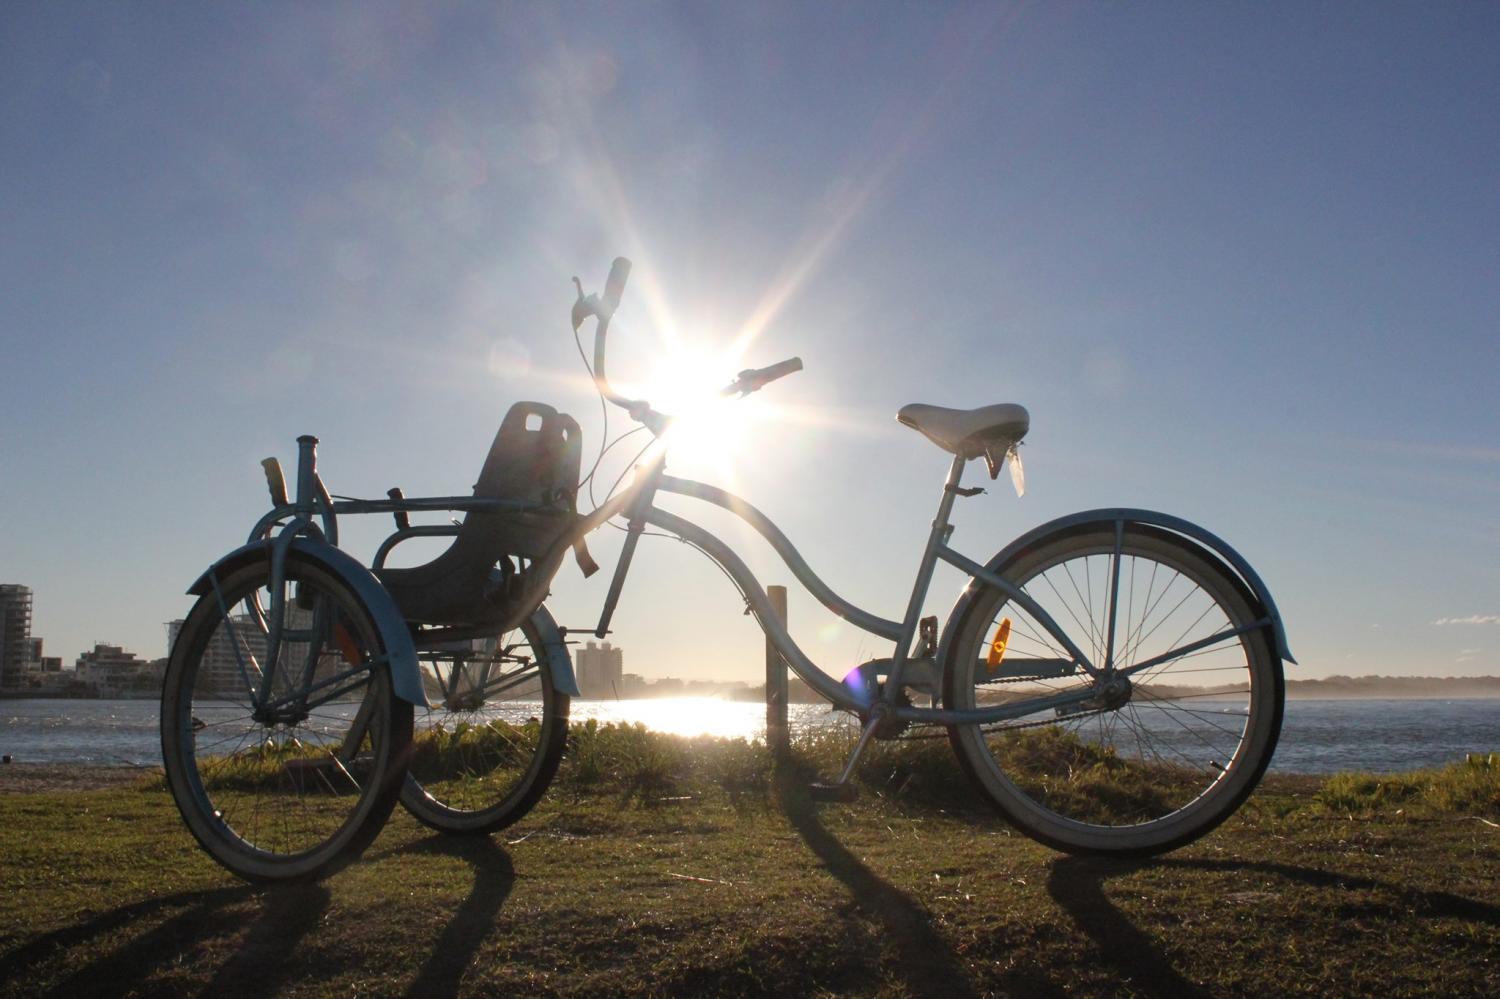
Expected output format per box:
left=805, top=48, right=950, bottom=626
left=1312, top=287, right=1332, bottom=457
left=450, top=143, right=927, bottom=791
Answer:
left=2, top=2, right=1497, bottom=683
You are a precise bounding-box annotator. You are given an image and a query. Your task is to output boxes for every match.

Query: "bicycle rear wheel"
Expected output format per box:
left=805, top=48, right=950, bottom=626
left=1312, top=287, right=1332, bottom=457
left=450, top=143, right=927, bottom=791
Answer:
left=399, top=615, right=569, bottom=835
left=943, top=523, right=1283, bottom=856
left=161, top=553, right=413, bottom=882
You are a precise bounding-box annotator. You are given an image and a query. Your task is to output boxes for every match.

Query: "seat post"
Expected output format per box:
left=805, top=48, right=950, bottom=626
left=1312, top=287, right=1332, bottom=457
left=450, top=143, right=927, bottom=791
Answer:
left=882, top=453, right=969, bottom=701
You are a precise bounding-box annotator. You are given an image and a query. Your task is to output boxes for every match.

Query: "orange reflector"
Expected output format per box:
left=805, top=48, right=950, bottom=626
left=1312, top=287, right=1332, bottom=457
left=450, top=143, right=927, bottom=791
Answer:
left=986, top=617, right=1012, bottom=668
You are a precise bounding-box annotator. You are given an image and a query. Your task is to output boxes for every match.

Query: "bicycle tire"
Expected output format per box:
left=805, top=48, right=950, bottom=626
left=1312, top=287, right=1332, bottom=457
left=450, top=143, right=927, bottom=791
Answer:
left=399, top=614, right=570, bottom=835
left=943, top=522, right=1283, bottom=856
left=161, top=553, right=413, bottom=882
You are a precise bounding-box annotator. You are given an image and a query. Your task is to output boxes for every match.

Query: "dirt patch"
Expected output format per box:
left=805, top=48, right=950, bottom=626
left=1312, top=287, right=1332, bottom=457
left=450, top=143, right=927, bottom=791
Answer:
left=0, top=762, right=155, bottom=794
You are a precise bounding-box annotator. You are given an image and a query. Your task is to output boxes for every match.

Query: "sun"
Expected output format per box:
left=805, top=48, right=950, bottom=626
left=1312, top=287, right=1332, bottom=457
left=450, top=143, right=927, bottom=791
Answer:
left=638, top=342, right=755, bottom=474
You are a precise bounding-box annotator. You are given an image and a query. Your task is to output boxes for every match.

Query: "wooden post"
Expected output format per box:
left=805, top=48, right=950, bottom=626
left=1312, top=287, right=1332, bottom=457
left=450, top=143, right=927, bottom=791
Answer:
left=765, top=584, right=790, bottom=762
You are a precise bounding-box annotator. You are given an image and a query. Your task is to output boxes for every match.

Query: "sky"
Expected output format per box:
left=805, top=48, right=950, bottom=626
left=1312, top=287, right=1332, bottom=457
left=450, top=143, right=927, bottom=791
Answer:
left=2, top=2, right=1498, bottom=686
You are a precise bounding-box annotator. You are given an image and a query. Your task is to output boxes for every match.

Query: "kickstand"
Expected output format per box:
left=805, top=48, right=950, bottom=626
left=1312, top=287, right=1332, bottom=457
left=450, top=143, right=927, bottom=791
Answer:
left=808, top=713, right=881, bottom=803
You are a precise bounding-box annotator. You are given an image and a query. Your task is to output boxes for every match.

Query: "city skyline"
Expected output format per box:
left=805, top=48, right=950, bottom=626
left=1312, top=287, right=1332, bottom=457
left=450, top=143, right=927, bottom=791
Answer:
left=2, top=5, right=1497, bottom=686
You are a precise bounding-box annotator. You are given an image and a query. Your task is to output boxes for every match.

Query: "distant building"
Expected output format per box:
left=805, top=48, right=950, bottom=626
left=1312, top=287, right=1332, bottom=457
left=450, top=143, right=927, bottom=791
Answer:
left=166, top=605, right=370, bottom=699
left=573, top=640, right=623, bottom=699
left=0, top=584, right=36, bottom=689
left=75, top=643, right=164, bottom=698
left=28, top=637, right=61, bottom=673
left=1, top=585, right=74, bottom=693
left=168, top=616, right=268, bottom=696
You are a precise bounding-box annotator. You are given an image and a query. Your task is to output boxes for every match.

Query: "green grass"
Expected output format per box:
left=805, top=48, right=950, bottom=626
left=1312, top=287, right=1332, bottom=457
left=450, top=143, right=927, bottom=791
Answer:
left=1317, top=753, right=1500, bottom=818
left=3, top=729, right=1498, bottom=997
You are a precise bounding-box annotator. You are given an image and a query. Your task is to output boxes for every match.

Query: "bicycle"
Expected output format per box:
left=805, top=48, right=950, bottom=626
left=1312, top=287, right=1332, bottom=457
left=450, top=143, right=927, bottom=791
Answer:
left=161, top=257, right=1294, bottom=882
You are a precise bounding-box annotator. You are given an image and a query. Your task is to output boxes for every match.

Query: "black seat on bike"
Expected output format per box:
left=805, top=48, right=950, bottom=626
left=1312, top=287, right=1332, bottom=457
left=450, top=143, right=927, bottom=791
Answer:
left=897, top=403, right=1029, bottom=458
left=377, top=402, right=582, bottom=626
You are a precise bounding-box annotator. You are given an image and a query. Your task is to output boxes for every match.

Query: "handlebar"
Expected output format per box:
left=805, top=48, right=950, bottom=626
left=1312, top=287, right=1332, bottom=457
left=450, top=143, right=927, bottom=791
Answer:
left=572, top=258, right=801, bottom=432
left=723, top=357, right=803, bottom=397
left=572, top=257, right=650, bottom=421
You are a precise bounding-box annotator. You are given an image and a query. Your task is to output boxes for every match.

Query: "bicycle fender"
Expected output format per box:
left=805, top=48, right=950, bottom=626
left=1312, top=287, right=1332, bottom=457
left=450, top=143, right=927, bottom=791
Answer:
left=937, top=508, right=1295, bottom=670
left=526, top=603, right=581, bottom=697
left=186, top=538, right=429, bottom=707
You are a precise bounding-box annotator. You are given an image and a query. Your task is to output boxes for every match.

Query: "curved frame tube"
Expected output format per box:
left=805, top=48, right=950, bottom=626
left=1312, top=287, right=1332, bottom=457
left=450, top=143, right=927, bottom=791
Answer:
left=371, top=525, right=460, bottom=570
left=657, top=475, right=904, bottom=641
left=644, top=507, right=853, bottom=708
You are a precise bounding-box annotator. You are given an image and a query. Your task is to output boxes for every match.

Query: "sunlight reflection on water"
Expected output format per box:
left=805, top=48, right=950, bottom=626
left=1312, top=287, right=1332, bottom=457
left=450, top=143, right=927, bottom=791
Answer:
left=570, top=697, right=845, bottom=740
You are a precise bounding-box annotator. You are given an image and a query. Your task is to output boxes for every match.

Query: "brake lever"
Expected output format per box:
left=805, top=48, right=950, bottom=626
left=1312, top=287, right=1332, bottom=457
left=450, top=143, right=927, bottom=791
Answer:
left=570, top=277, right=598, bottom=332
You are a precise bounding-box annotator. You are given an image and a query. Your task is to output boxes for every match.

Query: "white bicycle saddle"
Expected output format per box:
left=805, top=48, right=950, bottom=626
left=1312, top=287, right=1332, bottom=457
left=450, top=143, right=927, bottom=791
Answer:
left=896, top=403, right=1029, bottom=458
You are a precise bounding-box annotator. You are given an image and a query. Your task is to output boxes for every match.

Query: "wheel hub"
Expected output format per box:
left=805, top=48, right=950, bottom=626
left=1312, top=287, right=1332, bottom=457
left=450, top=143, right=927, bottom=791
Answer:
left=1095, top=673, right=1132, bottom=711
left=445, top=691, right=488, bottom=712
left=252, top=704, right=310, bottom=726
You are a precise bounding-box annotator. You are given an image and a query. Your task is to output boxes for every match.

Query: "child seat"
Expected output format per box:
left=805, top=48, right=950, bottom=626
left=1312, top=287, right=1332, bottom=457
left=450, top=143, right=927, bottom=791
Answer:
left=377, top=402, right=582, bottom=625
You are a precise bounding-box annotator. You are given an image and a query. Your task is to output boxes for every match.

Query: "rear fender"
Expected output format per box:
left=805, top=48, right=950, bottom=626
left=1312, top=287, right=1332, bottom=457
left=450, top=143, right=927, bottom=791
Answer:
left=187, top=538, right=428, bottom=706
left=936, top=508, right=1295, bottom=679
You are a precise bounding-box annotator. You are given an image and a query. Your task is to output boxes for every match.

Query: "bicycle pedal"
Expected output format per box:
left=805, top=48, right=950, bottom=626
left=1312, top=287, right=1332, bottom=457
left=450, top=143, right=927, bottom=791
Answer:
left=807, top=781, right=859, bottom=803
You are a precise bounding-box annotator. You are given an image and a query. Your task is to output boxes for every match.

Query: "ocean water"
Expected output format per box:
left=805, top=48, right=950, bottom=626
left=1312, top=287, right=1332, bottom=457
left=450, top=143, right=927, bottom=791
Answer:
left=2, top=697, right=1495, bottom=774
left=1268, top=698, right=1498, bottom=774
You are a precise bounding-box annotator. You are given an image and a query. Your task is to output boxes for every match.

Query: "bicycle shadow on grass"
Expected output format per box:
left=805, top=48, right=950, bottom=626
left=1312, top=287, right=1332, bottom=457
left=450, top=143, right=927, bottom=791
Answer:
left=1164, top=855, right=1500, bottom=925
left=1046, top=857, right=1211, bottom=999
left=1045, top=853, right=1500, bottom=996
left=771, top=768, right=990, bottom=999
left=0, top=882, right=330, bottom=999
left=364, top=834, right=517, bottom=999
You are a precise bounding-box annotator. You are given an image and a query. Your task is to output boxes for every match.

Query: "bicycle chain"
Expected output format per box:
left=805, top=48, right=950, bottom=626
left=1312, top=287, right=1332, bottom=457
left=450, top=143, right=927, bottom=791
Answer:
left=889, top=708, right=1107, bottom=741
left=882, top=675, right=1108, bottom=742
left=844, top=667, right=1106, bottom=742
left=967, top=669, right=1107, bottom=735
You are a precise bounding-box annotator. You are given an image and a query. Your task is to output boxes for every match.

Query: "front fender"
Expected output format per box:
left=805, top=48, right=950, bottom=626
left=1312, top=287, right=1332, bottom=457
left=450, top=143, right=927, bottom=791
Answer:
left=526, top=604, right=580, bottom=697
left=937, top=508, right=1295, bottom=672
left=187, top=538, right=428, bottom=707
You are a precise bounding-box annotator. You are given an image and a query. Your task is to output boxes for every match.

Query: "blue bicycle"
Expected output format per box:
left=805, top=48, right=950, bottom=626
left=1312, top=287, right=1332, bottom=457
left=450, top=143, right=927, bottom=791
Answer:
left=161, top=258, right=1293, bottom=882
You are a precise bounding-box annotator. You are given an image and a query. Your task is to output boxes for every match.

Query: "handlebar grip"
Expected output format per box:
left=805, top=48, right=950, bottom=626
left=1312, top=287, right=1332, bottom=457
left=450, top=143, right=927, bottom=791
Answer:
left=601, top=256, right=632, bottom=316
left=728, top=356, right=804, bottom=396
left=760, top=357, right=803, bottom=381
left=386, top=487, right=410, bottom=530
left=261, top=457, right=289, bottom=507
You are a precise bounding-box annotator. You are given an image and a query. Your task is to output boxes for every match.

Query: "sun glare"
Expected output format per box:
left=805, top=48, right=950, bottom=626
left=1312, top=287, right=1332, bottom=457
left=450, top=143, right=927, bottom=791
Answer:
left=634, top=342, right=756, bottom=472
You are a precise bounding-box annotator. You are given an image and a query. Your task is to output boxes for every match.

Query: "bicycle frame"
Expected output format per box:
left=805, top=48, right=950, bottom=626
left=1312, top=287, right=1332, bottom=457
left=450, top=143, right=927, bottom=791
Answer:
left=572, top=445, right=1256, bottom=729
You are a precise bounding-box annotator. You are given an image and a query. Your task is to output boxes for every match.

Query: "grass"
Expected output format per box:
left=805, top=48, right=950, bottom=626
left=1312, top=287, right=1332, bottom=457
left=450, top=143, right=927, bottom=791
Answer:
left=1317, top=753, right=1500, bottom=818
left=2, top=728, right=1498, bottom=997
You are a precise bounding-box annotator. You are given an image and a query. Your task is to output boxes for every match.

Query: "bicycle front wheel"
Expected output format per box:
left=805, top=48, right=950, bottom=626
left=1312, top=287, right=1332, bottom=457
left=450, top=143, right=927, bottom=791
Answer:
left=161, top=554, right=413, bottom=883
left=943, top=522, right=1283, bottom=856
left=400, top=615, right=570, bottom=835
